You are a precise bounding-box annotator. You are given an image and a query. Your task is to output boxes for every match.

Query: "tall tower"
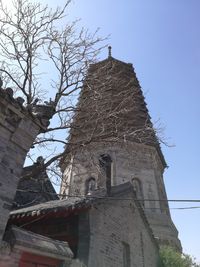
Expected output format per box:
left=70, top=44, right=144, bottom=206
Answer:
left=60, top=48, right=181, bottom=250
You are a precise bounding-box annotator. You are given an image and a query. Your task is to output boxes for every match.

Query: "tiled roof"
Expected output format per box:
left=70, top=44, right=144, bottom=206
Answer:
left=13, top=164, right=59, bottom=210
left=0, top=86, right=55, bottom=129
left=9, top=182, right=158, bottom=247
left=10, top=197, right=91, bottom=219
left=4, top=226, right=73, bottom=259
left=0, top=87, right=26, bottom=110
left=10, top=183, right=134, bottom=218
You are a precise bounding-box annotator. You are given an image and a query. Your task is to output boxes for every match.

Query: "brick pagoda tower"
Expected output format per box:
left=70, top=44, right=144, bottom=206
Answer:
left=60, top=47, right=181, bottom=250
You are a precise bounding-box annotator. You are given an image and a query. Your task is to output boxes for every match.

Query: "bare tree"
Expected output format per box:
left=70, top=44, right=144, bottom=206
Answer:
left=0, top=0, right=167, bottom=194
left=0, top=0, right=106, bottom=183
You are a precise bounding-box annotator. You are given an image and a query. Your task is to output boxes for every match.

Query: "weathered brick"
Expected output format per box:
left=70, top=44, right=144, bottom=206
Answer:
left=0, top=90, right=53, bottom=243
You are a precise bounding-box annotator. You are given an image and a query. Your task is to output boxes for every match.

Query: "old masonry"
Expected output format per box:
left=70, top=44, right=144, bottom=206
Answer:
left=0, top=48, right=181, bottom=267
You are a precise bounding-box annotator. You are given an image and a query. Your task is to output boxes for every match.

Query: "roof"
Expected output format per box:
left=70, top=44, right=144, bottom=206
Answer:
left=10, top=183, right=136, bottom=219
left=0, top=87, right=26, bottom=111
left=0, top=87, right=55, bottom=129
left=10, top=197, right=91, bottom=219
left=13, top=163, right=59, bottom=210
left=9, top=182, right=158, bottom=248
left=4, top=226, right=73, bottom=260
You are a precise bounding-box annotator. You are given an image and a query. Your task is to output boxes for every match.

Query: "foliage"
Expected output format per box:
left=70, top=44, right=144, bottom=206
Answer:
left=159, top=246, right=200, bottom=267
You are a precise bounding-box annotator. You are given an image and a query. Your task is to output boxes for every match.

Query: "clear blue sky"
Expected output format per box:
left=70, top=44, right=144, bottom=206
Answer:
left=44, top=0, right=200, bottom=261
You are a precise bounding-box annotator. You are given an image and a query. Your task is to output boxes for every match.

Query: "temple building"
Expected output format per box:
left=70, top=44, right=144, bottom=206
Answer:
left=0, top=48, right=181, bottom=267
left=60, top=47, right=181, bottom=251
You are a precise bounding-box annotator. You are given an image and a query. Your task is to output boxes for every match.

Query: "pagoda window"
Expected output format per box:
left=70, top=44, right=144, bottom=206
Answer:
left=85, top=177, right=96, bottom=195
left=99, top=154, right=112, bottom=195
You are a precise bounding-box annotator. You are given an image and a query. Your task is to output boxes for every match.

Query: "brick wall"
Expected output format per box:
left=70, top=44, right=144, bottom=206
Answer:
left=62, top=141, right=181, bottom=250
left=88, top=196, right=159, bottom=267
left=0, top=88, right=53, bottom=242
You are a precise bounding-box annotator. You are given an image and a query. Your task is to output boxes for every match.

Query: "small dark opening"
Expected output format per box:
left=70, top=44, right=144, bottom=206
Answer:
left=85, top=177, right=96, bottom=195
left=99, top=154, right=112, bottom=195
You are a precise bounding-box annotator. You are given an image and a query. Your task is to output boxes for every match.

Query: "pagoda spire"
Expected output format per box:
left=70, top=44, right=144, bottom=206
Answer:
left=108, top=46, right=112, bottom=58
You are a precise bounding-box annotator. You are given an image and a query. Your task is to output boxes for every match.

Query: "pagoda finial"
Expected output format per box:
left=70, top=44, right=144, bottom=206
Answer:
left=108, top=46, right=112, bottom=58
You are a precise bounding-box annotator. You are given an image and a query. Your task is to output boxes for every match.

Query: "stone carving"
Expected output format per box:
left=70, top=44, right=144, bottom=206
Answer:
left=31, top=99, right=55, bottom=128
